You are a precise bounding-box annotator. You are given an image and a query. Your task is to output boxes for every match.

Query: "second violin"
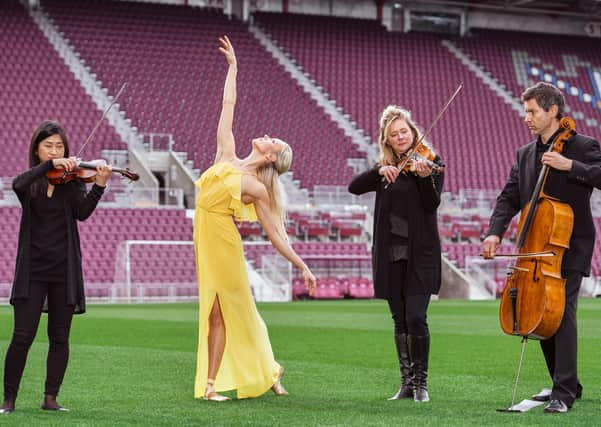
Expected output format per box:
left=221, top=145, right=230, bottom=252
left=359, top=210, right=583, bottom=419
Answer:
left=47, top=158, right=139, bottom=185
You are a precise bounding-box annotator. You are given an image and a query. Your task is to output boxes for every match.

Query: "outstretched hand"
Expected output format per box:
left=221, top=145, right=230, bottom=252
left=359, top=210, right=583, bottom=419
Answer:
left=218, top=35, right=236, bottom=66
left=302, top=267, right=316, bottom=297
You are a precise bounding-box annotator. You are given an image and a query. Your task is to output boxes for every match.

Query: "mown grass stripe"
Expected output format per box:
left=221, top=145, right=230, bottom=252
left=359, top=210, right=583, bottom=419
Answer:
left=0, top=300, right=598, bottom=426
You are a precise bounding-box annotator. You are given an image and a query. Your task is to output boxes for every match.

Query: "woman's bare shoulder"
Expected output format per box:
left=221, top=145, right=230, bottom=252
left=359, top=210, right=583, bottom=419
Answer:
left=241, top=174, right=267, bottom=200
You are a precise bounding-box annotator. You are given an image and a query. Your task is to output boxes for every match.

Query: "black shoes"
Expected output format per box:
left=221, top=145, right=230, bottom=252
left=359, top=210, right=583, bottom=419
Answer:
left=544, top=399, right=568, bottom=413
left=531, top=388, right=552, bottom=402
left=41, top=404, right=69, bottom=412
left=0, top=399, right=15, bottom=414
left=532, top=385, right=582, bottom=403
left=0, top=396, right=69, bottom=413
left=41, top=395, right=69, bottom=412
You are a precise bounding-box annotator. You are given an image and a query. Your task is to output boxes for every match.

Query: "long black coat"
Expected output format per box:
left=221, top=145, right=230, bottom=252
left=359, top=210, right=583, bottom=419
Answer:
left=11, top=160, right=105, bottom=314
left=349, top=166, right=444, bottom=298
left=488, top=132, right=601, bottom=276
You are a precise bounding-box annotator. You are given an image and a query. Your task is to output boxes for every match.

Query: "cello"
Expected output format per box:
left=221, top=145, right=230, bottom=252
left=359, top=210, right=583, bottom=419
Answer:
left=500, top=117, right=576, bottom=339
left=496, top=117, right=576, bottom=410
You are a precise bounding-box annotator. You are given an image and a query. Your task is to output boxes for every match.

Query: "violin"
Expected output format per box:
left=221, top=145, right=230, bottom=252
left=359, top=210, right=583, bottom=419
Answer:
left=47, top=159, right=140, bottom=185
left=398, top=143, right=445, bottom=176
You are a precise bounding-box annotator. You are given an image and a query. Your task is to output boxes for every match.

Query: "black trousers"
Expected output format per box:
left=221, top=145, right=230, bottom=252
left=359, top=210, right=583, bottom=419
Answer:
left=3, top=280, right=75, bottom=400
left=386, top=260, right=431, bottom=336
left=539, top=270, right=583, bottom=407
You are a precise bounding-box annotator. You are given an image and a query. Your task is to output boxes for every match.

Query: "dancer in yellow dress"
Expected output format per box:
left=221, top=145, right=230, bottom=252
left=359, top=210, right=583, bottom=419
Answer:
left=193, top=36, right=317, bottom=401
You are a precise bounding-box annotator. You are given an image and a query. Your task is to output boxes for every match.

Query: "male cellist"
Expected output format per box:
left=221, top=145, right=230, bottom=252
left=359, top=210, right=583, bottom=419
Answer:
left=482, top=82, right=601, bottom=413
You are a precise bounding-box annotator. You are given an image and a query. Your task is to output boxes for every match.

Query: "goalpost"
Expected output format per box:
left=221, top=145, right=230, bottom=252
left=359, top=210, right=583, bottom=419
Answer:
left=113, top=240, right=196, bottom=303
left=112, top=240, right=293, bottom=303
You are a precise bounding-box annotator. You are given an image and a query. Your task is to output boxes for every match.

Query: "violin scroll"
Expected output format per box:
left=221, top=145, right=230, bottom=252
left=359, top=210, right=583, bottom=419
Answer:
left=120, top=169, right=140, bottom=181
left=553, top=117, right=576, bottom=153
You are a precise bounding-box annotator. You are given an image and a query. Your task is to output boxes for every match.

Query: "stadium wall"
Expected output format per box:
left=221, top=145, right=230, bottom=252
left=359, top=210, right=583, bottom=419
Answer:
left=104, top=0, right=601, bottom=39
left=467, top=10, right=595, bottom=37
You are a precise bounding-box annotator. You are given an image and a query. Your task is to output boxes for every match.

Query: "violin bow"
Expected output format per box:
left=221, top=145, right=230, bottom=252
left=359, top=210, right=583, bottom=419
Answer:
left=481, top=250, right=555, bottom=259
left=75, top=82, right=127, bottom=158
left=383, top=83, right=462, bottom=189
left=397, top=82, right=463, bottom=172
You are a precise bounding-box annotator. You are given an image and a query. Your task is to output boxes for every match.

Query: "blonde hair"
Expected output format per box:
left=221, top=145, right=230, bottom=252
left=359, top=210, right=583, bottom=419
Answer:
left=256, top=140, right=292, bottom=240
left=378, top=105, right=431, bottom=167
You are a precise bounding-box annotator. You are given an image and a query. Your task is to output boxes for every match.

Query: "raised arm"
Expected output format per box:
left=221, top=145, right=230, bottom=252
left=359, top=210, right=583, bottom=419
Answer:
left=214, top=36, right=237, bottom=164
left=245, top=178, right=316, bottom=294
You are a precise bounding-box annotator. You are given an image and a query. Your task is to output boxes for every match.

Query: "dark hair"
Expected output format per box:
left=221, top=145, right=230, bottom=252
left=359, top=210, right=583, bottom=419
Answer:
left=521, top=82, right=565, bottom=120
left=29, top=120, right=69, bottom=167
left=28, top=121, right=69, bottom=197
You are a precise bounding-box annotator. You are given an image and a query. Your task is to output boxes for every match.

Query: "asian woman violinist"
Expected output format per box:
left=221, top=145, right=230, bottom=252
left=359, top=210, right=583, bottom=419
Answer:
left=0, top=120, right=112, bottom=414
left=348, top=106, right=444, bottom=403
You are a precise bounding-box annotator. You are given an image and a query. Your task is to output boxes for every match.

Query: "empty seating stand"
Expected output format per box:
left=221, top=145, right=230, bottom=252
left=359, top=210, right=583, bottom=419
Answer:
left=453, top=29, right=601, bottom=142
left=41, top=0, right=358, bottom=191
left=254, top=12, right=534, bottom=193
left=0, top=0, right=126, bottom=178
left=0, top=206, right=193, bottom=291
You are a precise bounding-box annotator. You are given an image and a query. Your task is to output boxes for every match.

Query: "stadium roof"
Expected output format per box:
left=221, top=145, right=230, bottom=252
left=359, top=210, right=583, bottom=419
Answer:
left=407, top=0, right=601, bottom=18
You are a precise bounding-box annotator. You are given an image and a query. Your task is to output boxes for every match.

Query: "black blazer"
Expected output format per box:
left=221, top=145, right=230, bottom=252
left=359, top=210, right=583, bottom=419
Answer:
left=11, top=160, right=105, bottom=314
left=488, top=132, right=601, bottom=275
left=349, top=165, right=444, bottom=298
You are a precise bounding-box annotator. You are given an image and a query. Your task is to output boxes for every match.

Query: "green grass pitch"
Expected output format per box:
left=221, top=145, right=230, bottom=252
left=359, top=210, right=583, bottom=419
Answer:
left=0, top=299, right=599, bottom=426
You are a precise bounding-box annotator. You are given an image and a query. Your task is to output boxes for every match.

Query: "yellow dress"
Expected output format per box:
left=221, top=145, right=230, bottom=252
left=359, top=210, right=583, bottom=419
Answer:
left=193, top=161, right=281, bottom=399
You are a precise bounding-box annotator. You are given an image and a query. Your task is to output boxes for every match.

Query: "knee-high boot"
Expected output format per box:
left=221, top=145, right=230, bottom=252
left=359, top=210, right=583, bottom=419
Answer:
left=410, top=334, right=430, bottom=402
left=388, top=333, right=414, bottom=400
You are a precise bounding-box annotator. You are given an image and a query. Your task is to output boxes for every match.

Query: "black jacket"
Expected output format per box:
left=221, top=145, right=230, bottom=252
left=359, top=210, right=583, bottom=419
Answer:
left=11, top=160, right=105, bottom=314
left=488, top=132, right=601, bottom=276
left=349, top=166, right=444, bottom=298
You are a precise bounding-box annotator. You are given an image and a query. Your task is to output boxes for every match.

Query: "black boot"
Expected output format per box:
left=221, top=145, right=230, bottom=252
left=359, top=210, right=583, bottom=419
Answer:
left=410, top=334, right=430, bottom=402
left=388, top=333, right=413, bottom=400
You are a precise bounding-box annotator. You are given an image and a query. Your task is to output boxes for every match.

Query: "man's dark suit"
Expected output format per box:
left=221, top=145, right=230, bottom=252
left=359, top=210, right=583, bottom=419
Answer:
left=488, top=131, right=601, bottom=407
